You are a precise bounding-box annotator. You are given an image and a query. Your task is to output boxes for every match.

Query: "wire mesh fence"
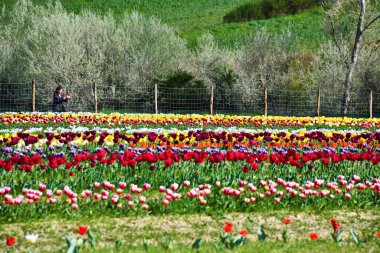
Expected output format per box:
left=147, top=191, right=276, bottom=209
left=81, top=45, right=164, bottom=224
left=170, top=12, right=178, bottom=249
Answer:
left=158, top=87, right=210, bottom=114
left=97, top=84, right=154, bottom=113
left=0, top=83, right=32, bottom=112
left=0, top=81, right=378, bottom=118
left=267, top=88, right=318, bottom=117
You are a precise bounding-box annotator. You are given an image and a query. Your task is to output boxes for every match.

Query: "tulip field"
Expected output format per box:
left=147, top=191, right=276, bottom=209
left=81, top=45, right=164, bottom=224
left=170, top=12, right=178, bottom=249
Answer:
left=1, top=113, right=380, bottom=252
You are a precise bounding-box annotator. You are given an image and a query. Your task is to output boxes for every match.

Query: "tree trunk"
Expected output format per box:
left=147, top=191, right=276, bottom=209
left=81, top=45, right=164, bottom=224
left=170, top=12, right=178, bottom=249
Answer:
left=341, top=0, right=366, bottom=115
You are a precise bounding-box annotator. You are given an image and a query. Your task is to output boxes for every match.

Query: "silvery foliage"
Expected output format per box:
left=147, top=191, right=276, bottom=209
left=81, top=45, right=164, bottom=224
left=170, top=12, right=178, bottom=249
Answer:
left=314, top=0, right=380, bottom=99
left=190, top=33, right=234, bottom=89
left=232, top=29, right=298, bottom=106
left=0, top=0, right=188, bottom=110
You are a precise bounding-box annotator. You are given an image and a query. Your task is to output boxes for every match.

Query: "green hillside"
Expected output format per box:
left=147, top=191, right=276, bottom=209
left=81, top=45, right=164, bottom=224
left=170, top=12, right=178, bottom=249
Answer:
left=0, top=0, right=326, bottom=48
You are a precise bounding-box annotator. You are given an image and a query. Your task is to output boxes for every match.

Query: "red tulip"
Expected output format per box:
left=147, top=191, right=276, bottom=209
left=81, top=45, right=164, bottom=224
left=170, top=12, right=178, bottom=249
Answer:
left=241, top=166, right=249, bottom=173
left=309, top=233, right=318, bottom=240
left=78, top=226, right=88, bottom=235
left=223, top=222, right=233, bottom=233
left=250, top=163, right=259, bottom=171
left=330, top=219, right=340, bottom=233
left=283, top=217, right=291, bottom=225
left=239, top=229, right=248, bottom=236
left=6, top=236, right=15, bottom=246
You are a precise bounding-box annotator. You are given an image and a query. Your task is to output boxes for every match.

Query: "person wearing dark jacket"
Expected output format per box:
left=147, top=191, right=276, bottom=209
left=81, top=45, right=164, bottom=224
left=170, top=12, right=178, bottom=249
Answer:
left=52, top=85, right=71, bottom=112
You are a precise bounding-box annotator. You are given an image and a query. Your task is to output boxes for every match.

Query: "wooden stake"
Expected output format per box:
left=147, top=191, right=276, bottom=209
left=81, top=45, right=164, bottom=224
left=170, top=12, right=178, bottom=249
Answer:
left=154, top=83, right=158, bottom=114
left=32, top=80, right=36, bottom=112
left=316, top=89, right=321, bottom=117
left=369, top=90, right=373, bottom=118
left=210, top=85, right=214, bottom=115
left=93, top=82, right=98, bottom=113
left=264, top=87, right=268, bottom=117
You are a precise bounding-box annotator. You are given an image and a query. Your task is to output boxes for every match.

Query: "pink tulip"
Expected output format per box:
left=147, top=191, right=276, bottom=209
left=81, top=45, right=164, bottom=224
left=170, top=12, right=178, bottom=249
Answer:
left=170, top=183, right=179, bottom=191
left=183, top=181, right=190, bottom=187
left=84, top=190, right=92, bottom=196
left=118, top=182, right=127, bottom=189
left=46, top=190, right=53, bottom=198
left=139, top=196, right=146, bottom=204
left=39, top=184, right=46, bottom=191
left=112, top=196, right=119, bottom=204
left=260, top=180, right=267, bottom=186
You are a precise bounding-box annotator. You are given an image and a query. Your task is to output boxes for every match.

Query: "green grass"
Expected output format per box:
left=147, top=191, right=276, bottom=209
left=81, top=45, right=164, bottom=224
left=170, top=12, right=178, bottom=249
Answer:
left=1, top=0, right=254, bottom=28
left=84, top=241, right=380, bottom=253
left=182, top=7, right=326, bottom=48
left=0, top=0, right=327, bottom=48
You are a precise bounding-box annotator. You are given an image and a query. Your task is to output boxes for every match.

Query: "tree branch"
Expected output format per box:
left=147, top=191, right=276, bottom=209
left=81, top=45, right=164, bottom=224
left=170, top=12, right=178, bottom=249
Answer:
left=328, top=18, right=349, bottom=67
left=362, top=15, right=380, bottom=33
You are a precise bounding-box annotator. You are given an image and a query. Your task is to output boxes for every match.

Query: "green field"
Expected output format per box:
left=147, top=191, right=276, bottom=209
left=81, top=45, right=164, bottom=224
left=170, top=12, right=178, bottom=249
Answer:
left=0, top=0, right=327, bottom=48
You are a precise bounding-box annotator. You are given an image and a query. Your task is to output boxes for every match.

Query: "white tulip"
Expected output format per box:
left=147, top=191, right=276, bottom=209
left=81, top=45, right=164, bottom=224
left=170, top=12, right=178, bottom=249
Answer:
left=25, top=234, right=39, bottom=244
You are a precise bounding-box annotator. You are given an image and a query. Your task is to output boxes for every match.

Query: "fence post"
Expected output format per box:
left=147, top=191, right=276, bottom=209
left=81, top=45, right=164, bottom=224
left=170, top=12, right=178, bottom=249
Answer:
left=154, top=83, right=158, bottom=114
left=93, top=82, right=98, bottom=113
left=210, top=84, right=214, bottom=115
left=264, top=87, right=268, bottom=117
left=316, top=89, right=321, bottom=117
left=369, top=90, right=373, bottom=119
left=32, top=80, right=36, bottom=112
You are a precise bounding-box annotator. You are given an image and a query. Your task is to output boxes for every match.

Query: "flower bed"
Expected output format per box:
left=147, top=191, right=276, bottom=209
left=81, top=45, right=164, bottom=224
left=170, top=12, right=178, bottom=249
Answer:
left=1, top=113, right=379, bottom=251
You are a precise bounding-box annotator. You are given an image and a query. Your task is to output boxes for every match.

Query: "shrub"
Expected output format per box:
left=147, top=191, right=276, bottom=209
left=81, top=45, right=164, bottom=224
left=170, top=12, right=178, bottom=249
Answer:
left=223, top=2, right=264, bottom=23
left=156, top=71, right=208, bottom=113
left=0, top=0, right=188, bottom=112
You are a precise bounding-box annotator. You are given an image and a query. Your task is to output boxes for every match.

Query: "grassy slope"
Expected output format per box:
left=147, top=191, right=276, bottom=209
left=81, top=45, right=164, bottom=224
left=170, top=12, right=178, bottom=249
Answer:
left=0, top=0, right=326, bottom=48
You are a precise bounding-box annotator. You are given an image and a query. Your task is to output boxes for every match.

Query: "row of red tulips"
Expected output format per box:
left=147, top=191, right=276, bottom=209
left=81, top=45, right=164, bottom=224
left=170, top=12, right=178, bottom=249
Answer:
left=1, top=147, right=379, bottom=173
